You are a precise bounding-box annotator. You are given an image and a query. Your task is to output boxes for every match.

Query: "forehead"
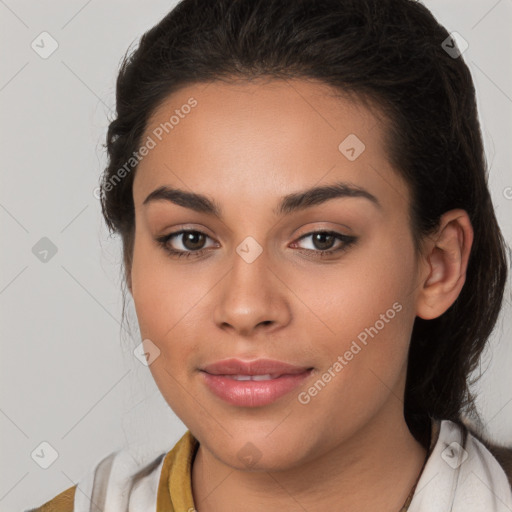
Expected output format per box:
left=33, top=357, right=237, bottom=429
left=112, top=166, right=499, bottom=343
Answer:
left=133, top=78, right=408, bottom=213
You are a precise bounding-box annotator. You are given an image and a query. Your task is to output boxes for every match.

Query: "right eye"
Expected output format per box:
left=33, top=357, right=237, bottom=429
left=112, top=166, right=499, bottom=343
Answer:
left=156, top=230, right=218, bottom=259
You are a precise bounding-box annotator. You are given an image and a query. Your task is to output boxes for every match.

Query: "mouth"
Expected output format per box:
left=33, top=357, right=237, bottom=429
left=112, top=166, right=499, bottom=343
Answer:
left=199, top=359, right=314, bottom=407
left=200, top=357, right=312, bottom=377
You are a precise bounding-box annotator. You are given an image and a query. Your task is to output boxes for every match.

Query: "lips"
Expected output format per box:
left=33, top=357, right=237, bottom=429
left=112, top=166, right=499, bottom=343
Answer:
left=200, top=358, right=313, bottom=407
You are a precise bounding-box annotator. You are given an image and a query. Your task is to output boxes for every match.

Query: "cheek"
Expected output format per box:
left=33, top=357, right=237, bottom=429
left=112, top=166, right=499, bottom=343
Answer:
left=130, top=233, right=213, bottom=384
left=291, top=229, right=416, bottom=387
left=291, top=229, right=415, bottom=332
left=130, top=237, right=201, bottom=414
left=131, top=229, right=193, bottom=337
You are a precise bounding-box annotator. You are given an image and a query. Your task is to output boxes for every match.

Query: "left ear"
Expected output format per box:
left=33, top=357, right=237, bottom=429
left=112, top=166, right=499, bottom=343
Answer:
left=416, top=209, right=474, bottom=320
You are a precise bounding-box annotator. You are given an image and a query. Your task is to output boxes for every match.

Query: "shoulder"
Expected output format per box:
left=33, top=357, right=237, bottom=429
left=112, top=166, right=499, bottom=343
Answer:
left=462, top=420, right=512, bottom=488
left=26, top=431, right=198, bottom=512
left=26, top=485, right=76, bottom=512
left=471, top=432, right=512, bottom=488
left=25, top=448, right=165, bottom=512
left=409, top=418, right=512, bottom=510
left=488, top=444, right=512, bottom=488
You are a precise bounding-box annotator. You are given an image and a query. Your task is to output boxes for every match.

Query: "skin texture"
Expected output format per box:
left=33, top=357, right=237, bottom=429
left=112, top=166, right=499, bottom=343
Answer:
left=129, top=78, right=473, bottom=512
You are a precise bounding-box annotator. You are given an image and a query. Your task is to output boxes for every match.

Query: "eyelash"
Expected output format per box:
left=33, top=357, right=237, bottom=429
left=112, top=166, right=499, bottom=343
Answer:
left=155, top=229, right=357, bottom=260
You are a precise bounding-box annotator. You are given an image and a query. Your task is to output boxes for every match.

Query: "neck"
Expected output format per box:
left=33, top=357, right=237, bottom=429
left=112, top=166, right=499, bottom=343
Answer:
left=191, top=401, right=429, bottom=512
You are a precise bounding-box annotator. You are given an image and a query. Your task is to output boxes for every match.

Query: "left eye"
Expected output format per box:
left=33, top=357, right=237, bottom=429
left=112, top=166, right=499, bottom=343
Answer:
left=292, top=231, right=355, bottom=252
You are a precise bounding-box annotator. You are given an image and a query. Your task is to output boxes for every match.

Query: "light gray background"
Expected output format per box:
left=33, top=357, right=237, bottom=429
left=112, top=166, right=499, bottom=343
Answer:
left=1, top=1, right=511, bottom=510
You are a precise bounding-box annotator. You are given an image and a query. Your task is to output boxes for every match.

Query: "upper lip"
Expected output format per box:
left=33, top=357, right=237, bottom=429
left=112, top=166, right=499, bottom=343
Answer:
left=201, top=358, right=312, bottom=377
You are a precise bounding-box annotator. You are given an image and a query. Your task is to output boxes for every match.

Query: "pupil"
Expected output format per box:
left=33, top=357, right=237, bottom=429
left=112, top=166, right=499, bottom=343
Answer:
left=184, top=232, right=204, bottom=250
left=314, top=233, right=334, bottom=250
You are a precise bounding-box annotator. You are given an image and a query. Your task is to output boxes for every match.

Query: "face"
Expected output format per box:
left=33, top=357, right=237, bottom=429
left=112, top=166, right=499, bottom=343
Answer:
left=130, top=78, right=424, bottom=471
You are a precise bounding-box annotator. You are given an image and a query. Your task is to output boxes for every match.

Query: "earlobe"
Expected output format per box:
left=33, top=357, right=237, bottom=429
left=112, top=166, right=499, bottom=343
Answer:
left=416, top=209, right=473, bottom=320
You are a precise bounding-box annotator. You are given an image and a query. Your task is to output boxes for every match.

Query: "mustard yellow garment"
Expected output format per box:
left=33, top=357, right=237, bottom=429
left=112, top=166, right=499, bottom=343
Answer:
left=29, top=485, right=76, bottom=512
left=156, top=430, right=199, bottom=511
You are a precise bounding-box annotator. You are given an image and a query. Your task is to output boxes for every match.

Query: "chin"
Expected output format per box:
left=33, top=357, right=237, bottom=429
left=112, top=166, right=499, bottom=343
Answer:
left=207, top=434, right=313, bottom=473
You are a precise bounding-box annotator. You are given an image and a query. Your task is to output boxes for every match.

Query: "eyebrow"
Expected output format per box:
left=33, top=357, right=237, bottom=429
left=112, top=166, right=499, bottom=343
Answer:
left=142, top=180, right=382, bottom=217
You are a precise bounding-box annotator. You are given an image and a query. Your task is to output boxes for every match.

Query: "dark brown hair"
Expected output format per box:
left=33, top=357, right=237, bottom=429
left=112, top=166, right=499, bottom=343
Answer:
left=99, top=0, right=509, bottom=446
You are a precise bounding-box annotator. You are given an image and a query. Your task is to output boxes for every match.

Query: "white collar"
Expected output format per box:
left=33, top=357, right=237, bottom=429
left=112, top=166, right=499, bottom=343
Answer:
left=409, top=419, right=512, bottom=511
left=73, top=419, right=512, bottom=511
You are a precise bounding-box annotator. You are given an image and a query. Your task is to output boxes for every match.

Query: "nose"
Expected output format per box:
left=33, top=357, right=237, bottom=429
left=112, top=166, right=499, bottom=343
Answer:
left=213, top=245, right=292, bottom=338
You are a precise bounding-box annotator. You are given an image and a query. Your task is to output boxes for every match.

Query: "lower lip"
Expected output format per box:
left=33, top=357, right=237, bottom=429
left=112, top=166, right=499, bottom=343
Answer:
left=201, top=370, right=313, bottom=407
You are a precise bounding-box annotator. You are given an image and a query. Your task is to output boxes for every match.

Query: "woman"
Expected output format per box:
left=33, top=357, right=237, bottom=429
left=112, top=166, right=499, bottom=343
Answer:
left=29, top=0, right=512, bottom=510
